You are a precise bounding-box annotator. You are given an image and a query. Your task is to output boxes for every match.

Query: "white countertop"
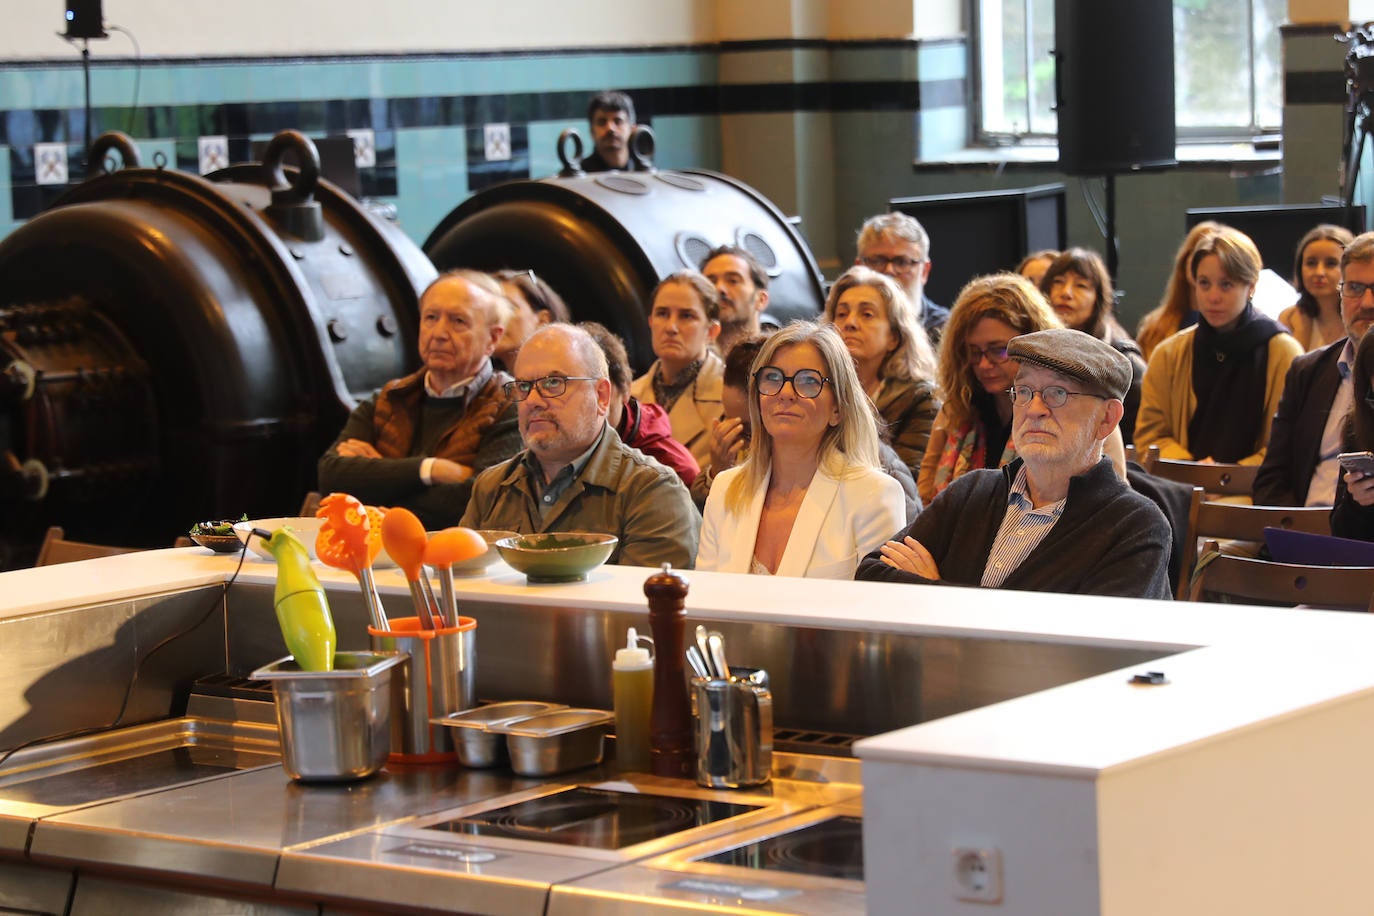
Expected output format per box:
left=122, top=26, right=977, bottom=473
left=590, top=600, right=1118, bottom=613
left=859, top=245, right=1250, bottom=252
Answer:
left=8, top=547, right=1374, bottom=781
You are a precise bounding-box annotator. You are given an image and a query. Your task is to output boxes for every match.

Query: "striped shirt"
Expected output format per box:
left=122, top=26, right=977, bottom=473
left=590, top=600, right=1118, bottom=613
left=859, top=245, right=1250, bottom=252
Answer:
left=980, top=465, right=1066, bottom=588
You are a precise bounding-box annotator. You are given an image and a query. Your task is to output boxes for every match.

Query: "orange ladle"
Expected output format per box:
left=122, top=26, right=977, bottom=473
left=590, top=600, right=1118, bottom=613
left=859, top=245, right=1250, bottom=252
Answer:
left=316, top=493, right=388, bottom=630
left=381, top=507, right=440, bottom=630
left=425, top=527, right=488, bottom=628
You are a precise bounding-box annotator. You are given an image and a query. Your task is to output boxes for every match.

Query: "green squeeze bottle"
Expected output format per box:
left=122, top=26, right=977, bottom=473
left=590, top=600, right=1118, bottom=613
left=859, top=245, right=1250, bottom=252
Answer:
left=259, top=527, right=336, bottom=672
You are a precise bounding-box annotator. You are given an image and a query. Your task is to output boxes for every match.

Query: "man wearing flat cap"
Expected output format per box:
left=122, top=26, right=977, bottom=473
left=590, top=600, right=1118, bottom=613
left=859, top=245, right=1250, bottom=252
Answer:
left=857, top=328, right=1172, bottom=598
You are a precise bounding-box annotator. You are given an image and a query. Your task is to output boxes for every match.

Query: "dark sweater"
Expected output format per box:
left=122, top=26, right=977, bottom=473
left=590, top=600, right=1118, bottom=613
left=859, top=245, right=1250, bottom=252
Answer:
left=855, top=457, right=1172, bottom=599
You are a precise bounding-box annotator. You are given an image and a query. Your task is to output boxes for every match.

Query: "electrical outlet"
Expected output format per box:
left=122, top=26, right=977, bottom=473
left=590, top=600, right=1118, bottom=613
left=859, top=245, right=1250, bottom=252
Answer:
left=952, top=846, right=1003, bottom=903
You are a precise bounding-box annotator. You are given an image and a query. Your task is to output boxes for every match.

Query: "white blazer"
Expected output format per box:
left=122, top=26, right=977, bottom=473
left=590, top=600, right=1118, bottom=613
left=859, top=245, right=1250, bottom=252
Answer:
left=629, top=352, right=725, bottom=471
left=697, top=464, right=905, bottom=579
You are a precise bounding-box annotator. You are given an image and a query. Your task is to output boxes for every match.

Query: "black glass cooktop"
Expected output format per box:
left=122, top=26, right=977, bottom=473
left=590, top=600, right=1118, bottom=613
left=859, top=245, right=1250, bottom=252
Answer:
left=698, top=815, right=864, bottom=881
left=423, top=787, right=762, bottom=850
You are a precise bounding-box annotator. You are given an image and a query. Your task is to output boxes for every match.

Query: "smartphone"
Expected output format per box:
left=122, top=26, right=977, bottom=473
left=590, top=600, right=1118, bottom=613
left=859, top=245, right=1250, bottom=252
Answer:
left=1338, top=451, right=1374, bottom=477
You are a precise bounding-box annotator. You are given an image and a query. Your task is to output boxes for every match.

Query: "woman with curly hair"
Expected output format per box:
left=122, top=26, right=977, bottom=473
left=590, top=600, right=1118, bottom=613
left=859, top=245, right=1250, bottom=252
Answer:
left=917, top=273, right=1061, bottom=504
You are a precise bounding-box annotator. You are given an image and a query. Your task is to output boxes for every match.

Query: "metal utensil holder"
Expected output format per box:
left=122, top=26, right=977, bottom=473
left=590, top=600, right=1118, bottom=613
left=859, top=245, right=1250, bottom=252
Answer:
left=692, top=666, right=772, bottom=788
left=368, top=615, right=476, bottom=763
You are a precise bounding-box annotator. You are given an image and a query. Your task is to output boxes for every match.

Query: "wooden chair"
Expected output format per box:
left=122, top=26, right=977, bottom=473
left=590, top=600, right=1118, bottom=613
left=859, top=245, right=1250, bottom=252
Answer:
left=299, top=491, right=321, bottom=517
left=1141, top=444, right=1257, bottom=498
left=1187, top=539, right=1374, bottom=611
left=1176, top=488, right=1334, bottom=600
left=35, top=526, right=141, bottom=567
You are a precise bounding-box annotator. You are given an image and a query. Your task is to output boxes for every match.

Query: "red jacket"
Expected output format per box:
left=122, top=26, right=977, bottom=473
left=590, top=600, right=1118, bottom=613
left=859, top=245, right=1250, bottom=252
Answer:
left=617, top=398, right=699, bottom=487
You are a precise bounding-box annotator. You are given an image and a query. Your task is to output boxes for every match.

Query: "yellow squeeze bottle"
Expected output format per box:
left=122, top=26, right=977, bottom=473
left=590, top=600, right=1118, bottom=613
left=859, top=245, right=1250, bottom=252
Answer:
left=262, top=527, right=336, bottom=672
left=612, top=627, right=654, bottom=772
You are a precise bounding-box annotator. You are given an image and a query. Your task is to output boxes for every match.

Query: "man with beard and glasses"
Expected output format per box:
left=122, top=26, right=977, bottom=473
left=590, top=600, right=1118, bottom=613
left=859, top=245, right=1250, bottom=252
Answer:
left=318, top=270, right=520, bottom=529
left=857, top=328, right=1171, bottom=597
left=855, top=212, right=950, bottom=343
left=1255, top=231, right=1374, bottom=507
left=460, top=324, right=699, bottom=568
left=701, top=245, right=770, bottom=355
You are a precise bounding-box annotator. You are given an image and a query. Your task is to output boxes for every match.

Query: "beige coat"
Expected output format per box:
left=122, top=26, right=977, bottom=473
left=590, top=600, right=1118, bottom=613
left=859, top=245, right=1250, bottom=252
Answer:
left=630, top=351, right=725, bottom=470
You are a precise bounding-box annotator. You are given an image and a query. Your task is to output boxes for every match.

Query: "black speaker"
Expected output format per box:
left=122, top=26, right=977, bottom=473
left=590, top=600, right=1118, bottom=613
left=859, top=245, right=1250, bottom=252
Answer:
left=64, top=0, right=106, bottom=39
left=1054, top=0, right=1175, bottom=176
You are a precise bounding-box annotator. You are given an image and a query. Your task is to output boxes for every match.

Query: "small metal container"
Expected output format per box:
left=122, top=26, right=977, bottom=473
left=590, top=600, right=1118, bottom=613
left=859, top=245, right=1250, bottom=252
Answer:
left=693, top=670, right=773, bottom=789
left=488, top=708, right=614, bottom=777
left=429, top=701, right=567, bottom=768
left=251, top=651, right=405, bottom=783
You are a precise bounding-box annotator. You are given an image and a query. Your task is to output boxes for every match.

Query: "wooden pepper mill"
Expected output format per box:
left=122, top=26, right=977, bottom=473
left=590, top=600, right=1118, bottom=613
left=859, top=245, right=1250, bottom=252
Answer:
left=645, top=562, right=694, bottom=778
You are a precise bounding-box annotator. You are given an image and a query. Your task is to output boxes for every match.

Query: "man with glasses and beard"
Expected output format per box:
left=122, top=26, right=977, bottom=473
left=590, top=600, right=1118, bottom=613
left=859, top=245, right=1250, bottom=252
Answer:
left=1255, top=231, right=1374, bottom=507
left=857, top=328, right=1171, bottom=597
left=460, top=324, right=699, bottom=568
left=855, top=212, right=950, bottom=343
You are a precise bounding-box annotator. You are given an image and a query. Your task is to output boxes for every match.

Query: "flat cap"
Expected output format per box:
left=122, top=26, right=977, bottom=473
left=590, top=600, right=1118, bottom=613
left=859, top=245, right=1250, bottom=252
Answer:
left=1007, top=328, right=1132, bottom=400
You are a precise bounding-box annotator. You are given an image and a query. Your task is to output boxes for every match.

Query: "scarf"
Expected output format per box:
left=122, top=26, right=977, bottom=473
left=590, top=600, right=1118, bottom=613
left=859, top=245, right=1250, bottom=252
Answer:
left=1187, top=302, right=1283, bottom=462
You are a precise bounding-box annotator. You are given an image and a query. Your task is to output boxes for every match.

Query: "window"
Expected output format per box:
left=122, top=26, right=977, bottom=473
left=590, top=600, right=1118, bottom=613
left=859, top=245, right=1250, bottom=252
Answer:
left=978, top=0, right=1285, bottom=142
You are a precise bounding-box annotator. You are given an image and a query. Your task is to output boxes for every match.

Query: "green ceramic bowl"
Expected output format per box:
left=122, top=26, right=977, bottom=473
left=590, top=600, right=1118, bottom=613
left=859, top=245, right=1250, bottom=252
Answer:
left=495, top=532, right=618, bottom=583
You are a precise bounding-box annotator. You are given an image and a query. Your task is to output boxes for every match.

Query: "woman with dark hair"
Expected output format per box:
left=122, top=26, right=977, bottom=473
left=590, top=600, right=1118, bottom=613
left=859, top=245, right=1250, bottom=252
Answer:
left=696, top=322, right=904, bottom=579
left=1134, top=225, right=1302, bottom=464
left=1136, top=220, right=1221, bottom=361
left=492, top=269, right=571, bottom=371
left=1040, top=247, right=1147, bottom=442
left=1278, top=224, right=1354, bottom=352
left=822, top=265, right=941, bottom=478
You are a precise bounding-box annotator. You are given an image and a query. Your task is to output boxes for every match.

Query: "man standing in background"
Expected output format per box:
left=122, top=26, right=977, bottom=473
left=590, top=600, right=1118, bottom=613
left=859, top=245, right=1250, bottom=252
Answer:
left=581, top=91, right=639, bottom=172
left=701, top=244, right=770, bottom=355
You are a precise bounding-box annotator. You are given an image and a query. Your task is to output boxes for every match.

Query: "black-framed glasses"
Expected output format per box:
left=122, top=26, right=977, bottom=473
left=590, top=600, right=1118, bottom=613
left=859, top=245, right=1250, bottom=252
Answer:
left=861, top=254, right=925, bottom=273
left=1340, top=280, right=1374, bottom=300
left=503, top=375, right=599, bottom=401
left=755, top=366, right=830, bottom=399
left=967, top=344, right=1011, bottom=365
left=1006, top=385, right=1106, bottom=409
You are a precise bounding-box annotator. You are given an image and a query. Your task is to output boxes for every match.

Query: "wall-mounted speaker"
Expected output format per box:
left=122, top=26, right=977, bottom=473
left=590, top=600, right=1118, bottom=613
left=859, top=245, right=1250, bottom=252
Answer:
left=64, top=0, right=106, bottom=39
left=1054, top=0, right=1175, bottom=176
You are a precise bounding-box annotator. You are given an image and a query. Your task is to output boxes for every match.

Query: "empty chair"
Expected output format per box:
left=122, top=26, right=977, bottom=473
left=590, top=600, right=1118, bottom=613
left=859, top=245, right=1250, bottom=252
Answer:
left=1188, top=539, right=1374, bottom=611
left=1142, top=444, right=1257, bottom=498
left=35, top=526, right=141, bottom=567
left=1177, top=490, right=1333, bottom=600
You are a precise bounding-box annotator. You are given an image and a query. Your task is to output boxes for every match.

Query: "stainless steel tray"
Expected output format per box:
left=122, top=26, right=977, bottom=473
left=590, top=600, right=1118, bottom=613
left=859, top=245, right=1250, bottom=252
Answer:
left=0, top=716, right=279, bottom=852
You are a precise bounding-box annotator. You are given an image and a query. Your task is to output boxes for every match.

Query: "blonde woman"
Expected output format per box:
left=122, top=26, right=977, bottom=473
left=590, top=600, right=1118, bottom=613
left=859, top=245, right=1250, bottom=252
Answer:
left=696, top=322, right=904, bottom=579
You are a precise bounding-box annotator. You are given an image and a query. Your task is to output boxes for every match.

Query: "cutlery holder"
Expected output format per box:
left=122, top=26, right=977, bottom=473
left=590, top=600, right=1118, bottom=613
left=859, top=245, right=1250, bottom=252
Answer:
left=691, top=667, right=773, bottom=788
left=368, top=615, right=476, bottom=763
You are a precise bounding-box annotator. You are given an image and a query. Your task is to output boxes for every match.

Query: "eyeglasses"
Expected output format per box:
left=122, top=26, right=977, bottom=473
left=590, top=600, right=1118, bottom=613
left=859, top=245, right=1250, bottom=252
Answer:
left=1340, top=280, right=1374, bottom=300
left=861, top=254, right=925, bottom=273
left=503, top=375, right=599, bottom=401
left=755, top=366, right=830, bottom=399
left=1006, top=385, right=1106, bottom=409
left=966, top=344, right=1011, bottom=365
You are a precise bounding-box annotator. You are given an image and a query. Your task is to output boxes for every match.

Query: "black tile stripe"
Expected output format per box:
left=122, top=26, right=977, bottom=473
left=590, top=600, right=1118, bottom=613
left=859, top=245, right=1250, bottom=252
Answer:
left=1285, top=70, right=1349, bottom=105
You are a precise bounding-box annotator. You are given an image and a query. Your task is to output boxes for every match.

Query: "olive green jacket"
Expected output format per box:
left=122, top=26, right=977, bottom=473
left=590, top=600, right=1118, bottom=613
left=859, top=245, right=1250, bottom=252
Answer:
left=459, top=426, right=700, bottom=569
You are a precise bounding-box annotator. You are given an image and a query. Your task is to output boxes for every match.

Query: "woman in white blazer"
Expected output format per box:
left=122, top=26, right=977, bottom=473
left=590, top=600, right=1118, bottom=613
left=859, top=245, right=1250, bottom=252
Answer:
left=629, top=271, right=725, bottom=470
left=697, top=322, right=906, bottom=579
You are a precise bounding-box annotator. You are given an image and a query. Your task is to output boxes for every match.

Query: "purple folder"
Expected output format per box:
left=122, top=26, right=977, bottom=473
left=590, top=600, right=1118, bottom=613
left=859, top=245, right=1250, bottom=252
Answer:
left=1263, top=526, right=1374, bottom=567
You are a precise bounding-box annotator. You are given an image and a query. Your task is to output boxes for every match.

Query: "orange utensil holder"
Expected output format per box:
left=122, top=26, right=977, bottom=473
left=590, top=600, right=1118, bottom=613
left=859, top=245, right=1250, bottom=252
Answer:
left=368, top=616, right=477, bottom=765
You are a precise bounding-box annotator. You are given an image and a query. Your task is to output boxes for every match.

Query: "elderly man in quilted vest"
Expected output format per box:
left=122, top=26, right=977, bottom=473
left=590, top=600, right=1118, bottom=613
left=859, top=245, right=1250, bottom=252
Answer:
left=317, top=269, right=522, bottom=529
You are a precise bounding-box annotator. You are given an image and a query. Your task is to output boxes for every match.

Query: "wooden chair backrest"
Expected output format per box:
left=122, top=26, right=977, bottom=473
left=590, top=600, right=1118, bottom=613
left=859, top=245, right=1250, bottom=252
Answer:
left=1176, top=489, right=1333, bottom=600
left=1142, top=444, right=1257, bottom=498
left=1187, top=539, right=1374, bottom=611
left=35, top=526, right=141, bottom=567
